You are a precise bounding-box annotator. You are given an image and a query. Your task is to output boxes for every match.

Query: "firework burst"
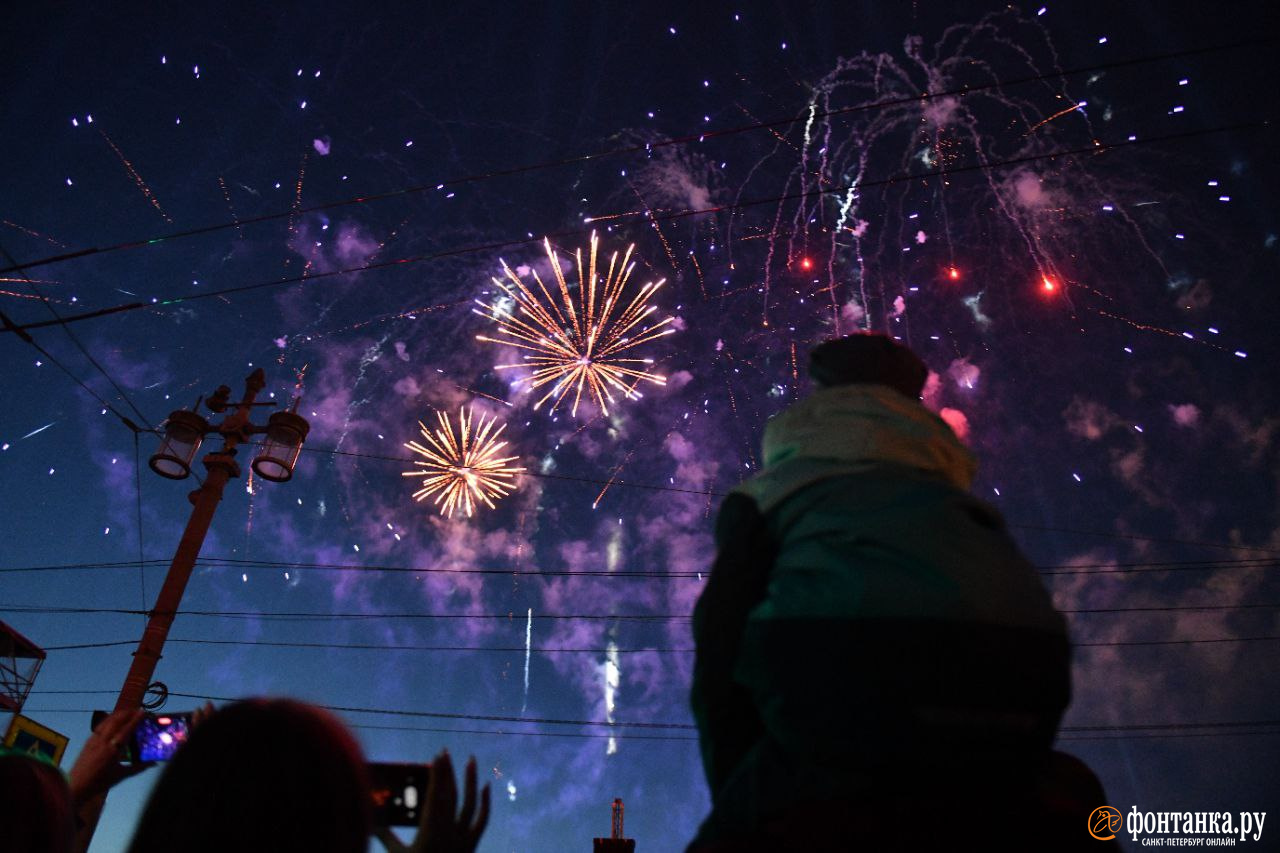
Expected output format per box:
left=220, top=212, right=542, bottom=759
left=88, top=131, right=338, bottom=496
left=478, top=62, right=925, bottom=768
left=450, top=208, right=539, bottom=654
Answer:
left=402, top=407, right=524, bottom=518
left=475, top=232, right=676, bottom=416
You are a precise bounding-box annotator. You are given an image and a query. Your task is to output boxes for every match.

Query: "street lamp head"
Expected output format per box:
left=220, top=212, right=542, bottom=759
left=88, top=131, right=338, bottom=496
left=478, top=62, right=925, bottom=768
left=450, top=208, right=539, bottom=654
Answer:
left=149, top=410, right=212, bottom=480
left=251, top=410, right=310, bottom=483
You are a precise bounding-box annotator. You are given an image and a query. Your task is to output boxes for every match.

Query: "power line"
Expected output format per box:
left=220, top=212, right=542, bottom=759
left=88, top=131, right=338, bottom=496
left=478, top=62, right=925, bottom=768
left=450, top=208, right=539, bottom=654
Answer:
left=7, top=598, right=1280, bottom=622
left=22, top=706, right=1279, bottom=742
left=0, top=243, right=156, bottom=432
left=1, top=38, right=1267, bottom=280
left=2, top=554, right=1276, bottom=580
left=1, top=119, right=1265, bottom=337
left=35, top=633, right=1280, bottom=654
left=22, top=707, right=1280, bottom=742
left=22, top=688, right=1280, bottom=740
left=0, top=605, right=680, bottom=621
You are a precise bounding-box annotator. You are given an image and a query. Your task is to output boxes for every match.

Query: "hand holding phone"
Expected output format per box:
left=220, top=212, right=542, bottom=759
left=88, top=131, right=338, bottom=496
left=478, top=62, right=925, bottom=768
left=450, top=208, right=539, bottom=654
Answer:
left=371, top=752, right=490, bottom=853
left=368, top=762, right=431, bottom=826
left=90, top=710, right=194, bottom=763
left=70, top=709, right=153, bottom=806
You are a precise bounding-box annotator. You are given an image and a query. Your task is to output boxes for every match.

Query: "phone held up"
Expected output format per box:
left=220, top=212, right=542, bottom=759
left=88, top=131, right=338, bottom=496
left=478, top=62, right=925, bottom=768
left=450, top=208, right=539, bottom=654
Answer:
left=91, top=710, right=194, bottom=763
left=368, top=762, right=431, bottom=826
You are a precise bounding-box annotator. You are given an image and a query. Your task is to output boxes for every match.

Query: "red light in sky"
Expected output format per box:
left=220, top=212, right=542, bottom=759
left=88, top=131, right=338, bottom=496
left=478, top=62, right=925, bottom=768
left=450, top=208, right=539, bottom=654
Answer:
left=799, top=257, right=813, bottom=271
left=947, top=266, right=960, bottom=280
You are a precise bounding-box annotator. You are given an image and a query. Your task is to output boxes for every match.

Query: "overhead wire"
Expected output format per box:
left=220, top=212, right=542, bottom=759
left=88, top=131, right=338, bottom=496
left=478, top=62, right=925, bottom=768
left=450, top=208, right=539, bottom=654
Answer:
left=0, top=243, right=156, bottom=432
left=33, top=633, right=1280, bottom=654
left=1, top=554, right=1277, bottom=578
left=20, top=689, right=1280, bottom=743
left=5, top=601, right=1280, bottom=622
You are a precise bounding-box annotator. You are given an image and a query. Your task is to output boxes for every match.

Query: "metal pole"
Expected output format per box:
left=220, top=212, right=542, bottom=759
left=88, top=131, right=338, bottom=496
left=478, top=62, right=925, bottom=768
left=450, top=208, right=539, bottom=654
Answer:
left=75, top=370, right=264, bottom=851
left=112, top=450, right=237, bottom=712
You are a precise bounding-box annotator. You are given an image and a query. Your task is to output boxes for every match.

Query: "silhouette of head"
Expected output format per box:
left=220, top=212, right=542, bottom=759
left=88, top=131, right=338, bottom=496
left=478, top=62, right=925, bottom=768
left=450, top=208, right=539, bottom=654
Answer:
left=0, top=751, right=74, bottom=853
left=127, top=699, right=371, bottom=853
left=809, top=333, right=928, bottom=399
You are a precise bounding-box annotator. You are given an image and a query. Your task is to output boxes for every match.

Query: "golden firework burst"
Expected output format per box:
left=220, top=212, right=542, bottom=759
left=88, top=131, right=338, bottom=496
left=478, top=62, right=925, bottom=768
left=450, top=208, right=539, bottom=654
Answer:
left=402, top=407, right=524, bottom=518
left=474, top=232, right=675, bottom=416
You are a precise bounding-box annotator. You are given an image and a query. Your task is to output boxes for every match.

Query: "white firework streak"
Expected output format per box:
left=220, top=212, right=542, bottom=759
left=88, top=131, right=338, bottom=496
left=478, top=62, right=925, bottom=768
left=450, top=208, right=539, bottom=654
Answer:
left=21, top=421, right=56, bottom=440
left=522, top=607, right=533, bottom=712
left=603, top=640, right=620, bottom=756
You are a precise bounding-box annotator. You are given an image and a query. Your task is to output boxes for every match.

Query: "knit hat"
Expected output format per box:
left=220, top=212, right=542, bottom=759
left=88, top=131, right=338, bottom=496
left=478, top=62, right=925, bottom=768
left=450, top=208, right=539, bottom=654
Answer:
left=808, top=333, right=929, bottom=399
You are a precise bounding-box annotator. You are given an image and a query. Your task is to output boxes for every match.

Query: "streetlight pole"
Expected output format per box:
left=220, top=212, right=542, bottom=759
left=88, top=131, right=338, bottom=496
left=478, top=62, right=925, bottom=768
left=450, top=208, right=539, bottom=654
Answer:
left=76, top=368, right=308, bottom=850
left=113, top=369, right=263, bottom=714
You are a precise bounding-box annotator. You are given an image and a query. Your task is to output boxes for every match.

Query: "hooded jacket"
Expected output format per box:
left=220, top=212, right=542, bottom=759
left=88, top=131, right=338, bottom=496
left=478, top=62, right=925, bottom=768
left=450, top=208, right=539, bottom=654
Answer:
left=690, top=384, right=1071, bottom=823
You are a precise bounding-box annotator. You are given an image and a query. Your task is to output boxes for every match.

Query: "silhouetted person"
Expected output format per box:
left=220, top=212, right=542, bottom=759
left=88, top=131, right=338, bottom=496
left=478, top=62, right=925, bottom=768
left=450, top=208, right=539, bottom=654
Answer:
left=127, top=699, right=373, bottom=853
left=125, top=698, right=489, bottom=853
left=0, top=750, right=75, bottom=853
left=689, top=333, right=1087, bottom=850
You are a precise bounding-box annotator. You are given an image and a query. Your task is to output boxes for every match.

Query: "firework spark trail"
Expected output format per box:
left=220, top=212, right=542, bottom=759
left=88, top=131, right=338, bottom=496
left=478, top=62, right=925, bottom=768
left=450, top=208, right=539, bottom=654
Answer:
left=1025, top=101, right=1086, bottom=135
left=624, top=180, right=683, bottom=275
left=2, top=220, right=66, bottom=247
left=334, top=333, right=389, bottom=452
left=688, top=252, right=708, bottom=299
left=288, top=153, right=309, bottom=237
left=402, top=407, right=525, bottom=518
left=0, top=288, right=71, bottom=305
left=283, top=153, right=310, bottom=271
left=522, top=607, right=532, bottom=712
left=592, top=447, right=639, bottom=509
left=475, top=233, right=676, bottom=417
left=98, top=129, right=172, bottom=223
left=217, top=176, right=243, bottom=238
left=452, top=384, right=514, bottom=408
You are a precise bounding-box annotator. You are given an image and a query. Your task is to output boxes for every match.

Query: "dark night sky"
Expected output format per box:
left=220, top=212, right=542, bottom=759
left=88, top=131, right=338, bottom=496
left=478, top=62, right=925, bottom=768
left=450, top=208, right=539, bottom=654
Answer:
left=2, top=2, right=1277, bottom=849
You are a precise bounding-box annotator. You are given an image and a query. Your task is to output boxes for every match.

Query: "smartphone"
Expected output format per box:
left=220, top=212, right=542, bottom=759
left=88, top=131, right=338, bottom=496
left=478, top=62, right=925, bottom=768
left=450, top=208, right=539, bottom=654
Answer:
left=91, top=710, right=193, bottom=763
left=133, top=712, right=192, bottom=761
left=368, top=762, right=430, bottom=826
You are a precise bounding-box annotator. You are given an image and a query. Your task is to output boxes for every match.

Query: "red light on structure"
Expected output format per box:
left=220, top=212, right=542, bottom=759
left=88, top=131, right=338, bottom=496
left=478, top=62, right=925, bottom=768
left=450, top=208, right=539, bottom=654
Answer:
left=947, top=266, right=960, bottom=281
left=1041, top=276, right=1057, bottom=293
left=799, top=257, right=813, bottom=271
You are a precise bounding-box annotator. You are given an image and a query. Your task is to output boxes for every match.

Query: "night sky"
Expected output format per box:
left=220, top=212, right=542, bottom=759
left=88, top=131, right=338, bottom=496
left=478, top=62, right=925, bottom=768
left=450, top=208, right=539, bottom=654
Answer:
left=2, top=3, right=1277, bottom=850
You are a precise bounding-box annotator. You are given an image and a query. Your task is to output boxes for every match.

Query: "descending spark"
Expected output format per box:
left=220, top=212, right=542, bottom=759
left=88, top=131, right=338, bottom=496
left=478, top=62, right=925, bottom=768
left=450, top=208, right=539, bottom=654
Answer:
left=21, top=422, right=56, bottom=440
left=1, top=289, right=70, bottom=304
left=217, top=176, right=243, bottom=238
left=522, top=607, right=532, bottom=712
left=402, top=407, right=525, bottom=518
left=1024, top=101, right=1085, bottom=135
left=452, top=383, right=513, bottom=408
left=593, top=447, right=638, bottom=509
left=98, top=129, right=172, bottom=223
left=2, top=220, right=66, bottom=247
left=475, top=233, right=676, bottom=417
left=287, top=152, right=309, bottom=238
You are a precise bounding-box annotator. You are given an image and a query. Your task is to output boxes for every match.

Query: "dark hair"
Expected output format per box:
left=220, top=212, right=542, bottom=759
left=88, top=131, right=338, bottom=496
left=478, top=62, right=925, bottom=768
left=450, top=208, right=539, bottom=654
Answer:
left=0, top=751, right=75, bottom=853
left=127, top=699, right=371, bottom=853
left=808, top=333, right=929, bottom=399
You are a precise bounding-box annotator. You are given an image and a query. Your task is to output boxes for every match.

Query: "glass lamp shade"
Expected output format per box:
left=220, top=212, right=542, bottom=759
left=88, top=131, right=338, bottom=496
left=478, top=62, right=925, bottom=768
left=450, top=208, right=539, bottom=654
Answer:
left=149, top=410, right=211, bottom=479
left=251, top=411, right=310, bottom=482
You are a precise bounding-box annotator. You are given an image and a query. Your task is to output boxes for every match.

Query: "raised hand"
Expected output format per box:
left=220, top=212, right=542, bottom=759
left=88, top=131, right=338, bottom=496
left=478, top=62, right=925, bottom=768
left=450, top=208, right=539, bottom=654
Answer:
left=375, top=751, right=490, bottom=853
